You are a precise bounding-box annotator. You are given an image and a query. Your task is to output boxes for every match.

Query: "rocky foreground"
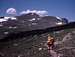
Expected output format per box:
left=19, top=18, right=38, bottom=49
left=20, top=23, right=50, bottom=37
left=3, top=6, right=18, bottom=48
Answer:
left=0, top=28, right=75, bottom=57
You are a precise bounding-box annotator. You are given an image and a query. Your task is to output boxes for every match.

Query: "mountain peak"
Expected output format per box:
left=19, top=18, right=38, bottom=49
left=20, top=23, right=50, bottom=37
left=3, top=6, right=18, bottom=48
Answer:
left=21, top=13, right=40, bottom=17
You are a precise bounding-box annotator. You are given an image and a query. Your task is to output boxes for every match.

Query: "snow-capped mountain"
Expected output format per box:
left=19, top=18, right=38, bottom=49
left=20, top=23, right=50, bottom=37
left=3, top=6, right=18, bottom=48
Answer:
left=0, top=13, right=68, bottom=39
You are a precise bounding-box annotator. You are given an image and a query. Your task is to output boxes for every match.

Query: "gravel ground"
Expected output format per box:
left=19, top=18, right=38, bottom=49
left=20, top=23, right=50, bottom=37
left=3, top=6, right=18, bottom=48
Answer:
left=0, top=28, right=75, bottom=57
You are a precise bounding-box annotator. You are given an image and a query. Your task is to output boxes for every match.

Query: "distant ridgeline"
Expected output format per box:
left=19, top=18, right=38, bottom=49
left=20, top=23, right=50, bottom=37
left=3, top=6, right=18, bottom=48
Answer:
left=0, top=13, right=74, bottom=40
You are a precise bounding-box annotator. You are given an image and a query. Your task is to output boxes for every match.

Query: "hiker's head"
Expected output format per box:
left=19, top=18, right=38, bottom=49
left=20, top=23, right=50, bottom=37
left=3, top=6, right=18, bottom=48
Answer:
left=48, top=34, right=54, bottom=41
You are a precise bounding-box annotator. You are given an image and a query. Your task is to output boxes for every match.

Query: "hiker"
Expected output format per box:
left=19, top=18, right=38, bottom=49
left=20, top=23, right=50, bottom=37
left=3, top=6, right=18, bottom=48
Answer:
left=47, top=34, right=55, bottom=50
left=47, top=34, right=58, bottom=57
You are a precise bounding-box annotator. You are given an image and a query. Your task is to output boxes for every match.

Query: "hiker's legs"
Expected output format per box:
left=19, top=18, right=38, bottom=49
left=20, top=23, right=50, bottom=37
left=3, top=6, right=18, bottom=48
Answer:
left=50, top=50, right=58, bottom=57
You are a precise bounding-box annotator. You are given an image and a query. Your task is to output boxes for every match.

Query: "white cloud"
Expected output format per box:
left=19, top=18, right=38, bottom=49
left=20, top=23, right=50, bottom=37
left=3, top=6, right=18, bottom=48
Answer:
left=20, top=10, right=48, bottom=16
left=6, top=8, right=16, bottom=15
left=37, top=10, right=48, bottom=16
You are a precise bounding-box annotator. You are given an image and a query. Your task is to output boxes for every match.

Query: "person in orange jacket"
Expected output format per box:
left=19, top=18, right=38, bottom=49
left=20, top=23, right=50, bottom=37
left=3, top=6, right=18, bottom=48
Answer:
left=47, top=34, right=55, bottom=50
left=47, top=34, right=61, bottom=57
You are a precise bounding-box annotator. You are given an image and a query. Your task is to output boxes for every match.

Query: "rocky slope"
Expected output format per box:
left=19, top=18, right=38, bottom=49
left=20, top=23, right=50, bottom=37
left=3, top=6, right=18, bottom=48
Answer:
left=0, top=28, right=75, bottom=57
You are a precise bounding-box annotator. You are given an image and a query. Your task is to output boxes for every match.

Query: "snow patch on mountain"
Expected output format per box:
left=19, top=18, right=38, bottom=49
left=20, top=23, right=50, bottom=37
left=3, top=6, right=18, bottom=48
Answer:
left=56, top=16, right=62, bottom=20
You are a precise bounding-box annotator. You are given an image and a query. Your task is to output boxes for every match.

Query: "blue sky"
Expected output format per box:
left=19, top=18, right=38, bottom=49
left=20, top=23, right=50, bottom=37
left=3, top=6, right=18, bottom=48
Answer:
left=0, top=0, right=75, bottom=21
